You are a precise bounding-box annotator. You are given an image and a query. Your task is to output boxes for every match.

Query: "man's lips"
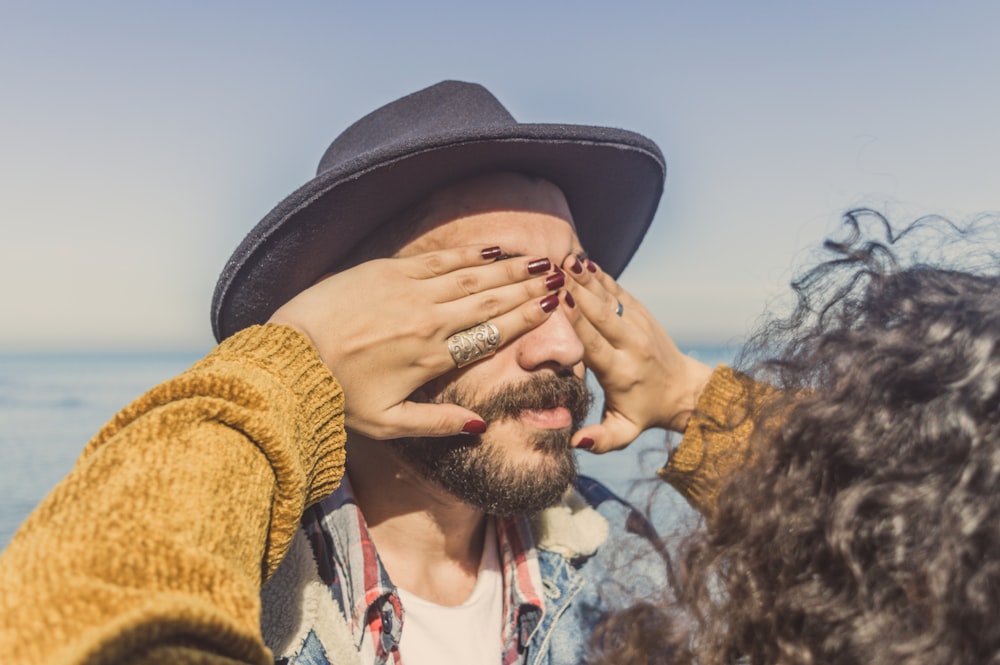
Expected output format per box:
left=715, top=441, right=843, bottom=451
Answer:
left=516, top=406, right=573, bottom=430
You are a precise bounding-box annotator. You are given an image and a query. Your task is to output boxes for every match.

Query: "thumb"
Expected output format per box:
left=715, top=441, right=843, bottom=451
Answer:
left=572, top=418, right=641, bottom=454
left=376, top=401, right=487, bottom=439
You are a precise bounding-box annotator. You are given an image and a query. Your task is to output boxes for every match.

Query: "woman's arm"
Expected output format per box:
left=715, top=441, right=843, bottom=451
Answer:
left=0, top=324, right=343, bottom=664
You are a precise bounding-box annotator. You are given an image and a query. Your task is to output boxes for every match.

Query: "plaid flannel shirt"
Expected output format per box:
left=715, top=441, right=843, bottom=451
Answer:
left=301, top=476, right=545, bottom=665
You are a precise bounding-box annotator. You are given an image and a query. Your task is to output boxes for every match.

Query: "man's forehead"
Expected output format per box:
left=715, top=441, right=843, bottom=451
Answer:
left=402, top=210, right=583, bottom=260
left=397, top=172, right=584, bottom=259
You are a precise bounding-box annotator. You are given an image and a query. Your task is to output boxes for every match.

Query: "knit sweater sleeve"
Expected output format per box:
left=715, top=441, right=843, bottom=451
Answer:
left=658, top=365, right=756, bottom=516
left=0, top=324, right=346, bottom=665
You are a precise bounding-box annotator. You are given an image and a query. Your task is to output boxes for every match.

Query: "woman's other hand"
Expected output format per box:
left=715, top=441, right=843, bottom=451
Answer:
left=562, top=255, right=713, bottom=453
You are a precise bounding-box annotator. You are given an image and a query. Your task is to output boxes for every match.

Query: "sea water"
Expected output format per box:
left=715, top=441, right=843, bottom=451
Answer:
left=0, top=344, right=736, bottom=549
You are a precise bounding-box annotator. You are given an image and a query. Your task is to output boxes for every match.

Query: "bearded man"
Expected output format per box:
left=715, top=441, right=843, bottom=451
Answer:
left=207, top=81, right=669, bottom=664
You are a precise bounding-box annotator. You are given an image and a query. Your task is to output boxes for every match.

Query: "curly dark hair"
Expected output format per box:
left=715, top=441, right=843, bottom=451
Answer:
left=591, top=209, right=1000, bottom=665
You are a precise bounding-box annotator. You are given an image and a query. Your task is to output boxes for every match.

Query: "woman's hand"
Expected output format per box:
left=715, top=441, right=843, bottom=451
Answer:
left=562, top=256, right=713, bottom=453
left=269, top=245, right=562, bottom=440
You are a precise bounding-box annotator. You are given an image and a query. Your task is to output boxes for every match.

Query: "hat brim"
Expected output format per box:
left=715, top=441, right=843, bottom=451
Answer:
left=212, top=123, right=665, bottom=341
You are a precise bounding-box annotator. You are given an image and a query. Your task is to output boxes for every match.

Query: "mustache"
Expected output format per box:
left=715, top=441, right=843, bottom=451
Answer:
left=445, top=373, right=593, bottom=427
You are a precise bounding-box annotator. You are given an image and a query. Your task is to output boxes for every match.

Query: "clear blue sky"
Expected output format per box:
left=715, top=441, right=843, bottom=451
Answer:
left=2, top=1, right=998, bottom=350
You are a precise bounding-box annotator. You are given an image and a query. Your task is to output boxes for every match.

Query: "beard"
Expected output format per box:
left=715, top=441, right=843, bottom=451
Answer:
left=388, top=372, right=593, bottom=516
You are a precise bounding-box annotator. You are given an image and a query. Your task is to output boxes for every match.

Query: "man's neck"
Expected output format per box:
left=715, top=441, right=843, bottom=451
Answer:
left=345, top=438, right=489, bottom=606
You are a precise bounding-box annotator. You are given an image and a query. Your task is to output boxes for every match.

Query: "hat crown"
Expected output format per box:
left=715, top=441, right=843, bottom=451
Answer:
left=317, top=80, right=516, bottom=176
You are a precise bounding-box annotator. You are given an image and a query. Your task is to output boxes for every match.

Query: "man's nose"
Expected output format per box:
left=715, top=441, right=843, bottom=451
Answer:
left=514, top=307, right=584, bottom=371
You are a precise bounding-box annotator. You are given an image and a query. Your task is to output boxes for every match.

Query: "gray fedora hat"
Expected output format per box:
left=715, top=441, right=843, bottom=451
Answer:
left=211, top=80, right=666, bottom=341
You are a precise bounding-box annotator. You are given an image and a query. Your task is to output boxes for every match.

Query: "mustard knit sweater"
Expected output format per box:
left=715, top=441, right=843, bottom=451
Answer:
left=0, top=324, right=746, bottom=664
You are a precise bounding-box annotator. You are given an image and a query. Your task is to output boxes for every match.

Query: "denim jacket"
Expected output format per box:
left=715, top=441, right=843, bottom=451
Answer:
left=260, top=475, right=666, bottom=665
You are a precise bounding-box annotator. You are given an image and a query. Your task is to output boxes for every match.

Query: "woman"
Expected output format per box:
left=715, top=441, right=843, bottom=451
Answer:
left=572, top=210, right=1000, bottom=664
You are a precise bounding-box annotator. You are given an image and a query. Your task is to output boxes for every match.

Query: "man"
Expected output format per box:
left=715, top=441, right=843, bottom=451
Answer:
left=211, top=81, right=669, bottom=664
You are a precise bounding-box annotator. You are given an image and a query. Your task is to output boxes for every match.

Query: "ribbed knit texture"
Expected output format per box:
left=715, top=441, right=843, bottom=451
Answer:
left=0, top=324, right=345, bottom=664
left=659, top=366, right=754, bottom=516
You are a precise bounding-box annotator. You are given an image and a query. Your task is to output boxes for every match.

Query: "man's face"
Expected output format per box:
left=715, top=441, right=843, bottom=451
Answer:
left=388, top=173, right=592, bottom=516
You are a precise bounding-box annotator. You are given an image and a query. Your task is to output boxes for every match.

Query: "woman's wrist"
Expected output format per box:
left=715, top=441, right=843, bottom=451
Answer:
left=664, top=356, right=714, bottom=432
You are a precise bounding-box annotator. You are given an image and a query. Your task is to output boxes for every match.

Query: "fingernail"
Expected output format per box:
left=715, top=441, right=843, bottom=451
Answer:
left=545, top=272, right=565, bottom=290
left=461, top=419, right=487, bottom=434
left=585, top=259, right=597, bottom=273
left=553, top=265, right=564, bottom=275
left=569, top=257, right=584, bottom=274
left=481, top=246, right=502, bottom=260
left=527, top=258, right=551, bottom=274
left=564, top=291, right=576, bottom=308
left=577, top=437, right=594, bottom=450
left=540, top=294, right=560, bottom=313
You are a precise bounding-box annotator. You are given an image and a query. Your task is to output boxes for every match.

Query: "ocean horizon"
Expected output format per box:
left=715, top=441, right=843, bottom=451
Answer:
left=0, top=344, right=736, bottom=549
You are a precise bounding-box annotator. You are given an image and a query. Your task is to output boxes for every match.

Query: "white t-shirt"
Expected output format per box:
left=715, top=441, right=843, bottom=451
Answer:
left=361, top=520, right=504, bottom=664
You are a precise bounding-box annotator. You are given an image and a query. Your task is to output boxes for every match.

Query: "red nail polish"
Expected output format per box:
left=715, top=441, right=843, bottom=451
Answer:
left=461, top=419, right=487, bottom=434
left=540, top=294, right=560, bottom=313
left=527, top=258, right=551, bottom=275
left=481, top=246, right=502, bottom=260
left=585, top=259, right=597, bottom=273
left=564, top=291, right=576, bottom=308
left=577, top=437, right=594, bottom=450
left=545, top=272, right=565, bottom=290
left=570, top=258, right=584, bottom=274
left=553, top=265, right=564, bottom=275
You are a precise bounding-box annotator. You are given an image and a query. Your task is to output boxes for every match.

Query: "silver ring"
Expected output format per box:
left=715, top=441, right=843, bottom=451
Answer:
left=615, top=300, right=624, bottom=317
left=447, top=322, right=501, bottom=368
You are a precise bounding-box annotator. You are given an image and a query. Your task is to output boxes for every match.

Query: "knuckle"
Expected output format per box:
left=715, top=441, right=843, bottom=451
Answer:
left=455, top=273, right=480, bottom=296
left=424, top=253, right=447, bottom=275
left=526, top=276, right=549, bottom=298
left=617, top=366, right=644, bottom=392
left=412, top=319, right=441, bottom=341
left=520, top=302, right=542, bottom=326
left=362, top=258, right=394, bottom=281
left=583, top=337, right=604, bottom=356
left=411, top=351, right=445, bottom=374
left=392, top=315, right=439, bottom=342
left=478, top=294, right=502, bottom=319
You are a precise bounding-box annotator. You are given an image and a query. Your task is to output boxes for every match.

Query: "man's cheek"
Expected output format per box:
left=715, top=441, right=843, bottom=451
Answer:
left=413, top=375, right=462, bottom=406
